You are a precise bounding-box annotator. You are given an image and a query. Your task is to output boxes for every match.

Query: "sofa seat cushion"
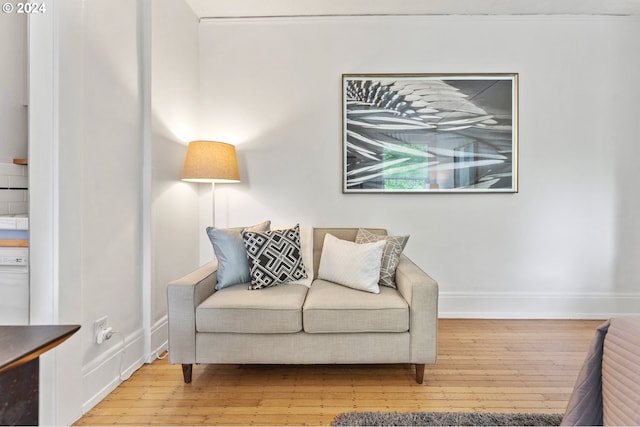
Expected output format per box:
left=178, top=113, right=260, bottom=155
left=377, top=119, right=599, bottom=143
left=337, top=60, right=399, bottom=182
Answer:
left=302, top=279, right=409, bottom=333
left=196, top=283, right=309, bottom=333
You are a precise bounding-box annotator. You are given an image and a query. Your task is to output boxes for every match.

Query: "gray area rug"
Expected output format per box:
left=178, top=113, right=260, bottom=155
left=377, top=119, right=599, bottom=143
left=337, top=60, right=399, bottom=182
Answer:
left=331, top=411, right=563, bottom=426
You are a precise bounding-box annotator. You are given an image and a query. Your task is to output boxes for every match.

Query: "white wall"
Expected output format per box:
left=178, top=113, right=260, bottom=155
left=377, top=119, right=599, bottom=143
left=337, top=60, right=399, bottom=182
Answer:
left=24, top=8, right=640, bottom=423
left=0, top=12, right=28, bottom=214
left=28, top=0, right=201, bottom=423
left=199, top=15, right=640, bottom=318
left=30, top=0, right=148, bottom=417
left=76, top=0, right=202, bottom=414
left=76, top=0, right=147, bottom=410
left=55, top=1, right=85, bottom=423
left=0, top=12, right=27, bottom=164
left=150, top=0, right=200, bottom=354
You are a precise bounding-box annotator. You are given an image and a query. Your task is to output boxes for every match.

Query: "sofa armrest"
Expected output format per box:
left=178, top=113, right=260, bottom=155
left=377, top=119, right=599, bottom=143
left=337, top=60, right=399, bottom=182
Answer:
left=395, top=254, right=439, bottom=364
left=167, top=261, right=218, bottom=364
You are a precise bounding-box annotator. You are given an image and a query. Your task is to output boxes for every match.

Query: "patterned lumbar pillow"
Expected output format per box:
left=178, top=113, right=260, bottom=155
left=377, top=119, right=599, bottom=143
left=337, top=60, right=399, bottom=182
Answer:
left=355, top=228, right=409, bottom=288
left=206, top=220, right=271, bottom=289
left=317, top=233, right=386, bottom=294
left=242, top=224, right=308, bottom=290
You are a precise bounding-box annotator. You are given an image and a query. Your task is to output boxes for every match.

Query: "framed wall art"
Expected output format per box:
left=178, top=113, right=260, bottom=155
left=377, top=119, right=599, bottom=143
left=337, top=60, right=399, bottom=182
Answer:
left=342, top=73, right=518, bottom=193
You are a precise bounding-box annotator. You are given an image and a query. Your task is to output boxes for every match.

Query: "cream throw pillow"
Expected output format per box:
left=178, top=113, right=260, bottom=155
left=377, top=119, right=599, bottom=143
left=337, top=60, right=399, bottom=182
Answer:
left=317, top=233, right=386, bottom=294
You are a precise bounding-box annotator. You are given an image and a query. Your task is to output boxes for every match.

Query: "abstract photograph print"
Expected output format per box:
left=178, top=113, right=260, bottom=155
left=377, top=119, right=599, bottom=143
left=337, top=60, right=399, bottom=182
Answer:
left=343, top=74, right=518, bottom=193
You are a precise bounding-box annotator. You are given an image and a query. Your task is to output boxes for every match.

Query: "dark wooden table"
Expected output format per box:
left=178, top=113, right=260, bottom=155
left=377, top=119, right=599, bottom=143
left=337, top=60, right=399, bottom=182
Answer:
left=0, top=325, right=80, bottom=426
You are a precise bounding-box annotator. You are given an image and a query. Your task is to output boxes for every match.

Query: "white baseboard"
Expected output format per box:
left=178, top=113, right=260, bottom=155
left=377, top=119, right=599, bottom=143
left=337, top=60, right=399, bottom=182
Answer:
left=439, top=291, right=640, bottom=319
left=80, top=315, right=168, bottom=415
left=150, top=314, right=169, bottom=361
left=81, top=328, right=146, bottom=413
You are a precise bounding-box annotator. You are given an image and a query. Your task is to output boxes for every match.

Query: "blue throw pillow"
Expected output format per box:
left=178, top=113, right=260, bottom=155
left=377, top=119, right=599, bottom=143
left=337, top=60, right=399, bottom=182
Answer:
left=206, top=220, right=270, bottom=289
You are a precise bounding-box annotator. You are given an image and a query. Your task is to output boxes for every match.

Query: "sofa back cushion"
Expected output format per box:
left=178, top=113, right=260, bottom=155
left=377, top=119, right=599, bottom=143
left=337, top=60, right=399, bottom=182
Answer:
left=312, top=228, right=387, bottom=278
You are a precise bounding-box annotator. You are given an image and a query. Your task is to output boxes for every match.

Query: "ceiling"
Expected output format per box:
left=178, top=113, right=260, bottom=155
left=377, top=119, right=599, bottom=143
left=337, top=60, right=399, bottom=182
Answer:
left=184, top=0, right=640, bottom=19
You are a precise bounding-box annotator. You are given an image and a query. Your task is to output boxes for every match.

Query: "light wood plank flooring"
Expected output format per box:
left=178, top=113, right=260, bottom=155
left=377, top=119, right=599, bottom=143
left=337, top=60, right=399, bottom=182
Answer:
left=74, top=319, right=603, bottom=426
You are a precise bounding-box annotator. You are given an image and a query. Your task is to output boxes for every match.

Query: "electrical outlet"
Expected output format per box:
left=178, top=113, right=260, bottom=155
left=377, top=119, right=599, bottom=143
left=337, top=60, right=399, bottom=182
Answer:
left=95, top=316, right=108, bottom=343
left=96, top=326, right=113, bottom=344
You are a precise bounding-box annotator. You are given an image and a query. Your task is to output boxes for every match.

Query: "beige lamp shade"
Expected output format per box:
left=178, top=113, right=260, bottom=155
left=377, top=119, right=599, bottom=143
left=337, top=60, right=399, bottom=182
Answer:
left=181, top=141, right=241, bottom=183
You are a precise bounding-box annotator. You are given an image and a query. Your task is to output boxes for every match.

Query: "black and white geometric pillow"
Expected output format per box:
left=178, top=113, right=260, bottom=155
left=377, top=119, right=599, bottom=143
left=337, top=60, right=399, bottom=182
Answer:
left=242, top=224, right=308, bottom=290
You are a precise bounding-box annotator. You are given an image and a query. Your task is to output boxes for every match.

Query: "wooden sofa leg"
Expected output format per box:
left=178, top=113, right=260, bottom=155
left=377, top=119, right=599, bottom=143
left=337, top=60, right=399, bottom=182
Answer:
left=182, top=364, right=193, bottom=384
left=415, top=364, right=425, bottom=384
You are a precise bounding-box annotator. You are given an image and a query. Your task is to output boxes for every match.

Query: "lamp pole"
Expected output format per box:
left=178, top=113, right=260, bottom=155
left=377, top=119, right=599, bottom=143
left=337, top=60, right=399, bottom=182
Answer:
left=211, top=182, right=216, bottom=227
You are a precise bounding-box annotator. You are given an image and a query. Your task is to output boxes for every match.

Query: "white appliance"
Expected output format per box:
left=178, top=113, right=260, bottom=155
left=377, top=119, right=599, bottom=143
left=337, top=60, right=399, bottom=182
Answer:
left=0, top=215, right=29, bottom=325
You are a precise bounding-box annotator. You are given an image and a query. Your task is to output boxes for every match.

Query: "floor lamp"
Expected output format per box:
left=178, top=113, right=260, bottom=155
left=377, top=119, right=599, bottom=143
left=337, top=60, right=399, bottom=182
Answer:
left=181, top=141, right=240, bottom=227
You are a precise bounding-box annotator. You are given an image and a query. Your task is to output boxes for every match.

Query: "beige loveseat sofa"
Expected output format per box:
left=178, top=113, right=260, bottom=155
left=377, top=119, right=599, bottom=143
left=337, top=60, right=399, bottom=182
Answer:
left=167, top=227, right=438, bottom=384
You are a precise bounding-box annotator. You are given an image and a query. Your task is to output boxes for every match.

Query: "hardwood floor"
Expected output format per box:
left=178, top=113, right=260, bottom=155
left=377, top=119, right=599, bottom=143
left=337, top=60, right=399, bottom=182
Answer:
left=74, top=319, right=603, bottom=426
